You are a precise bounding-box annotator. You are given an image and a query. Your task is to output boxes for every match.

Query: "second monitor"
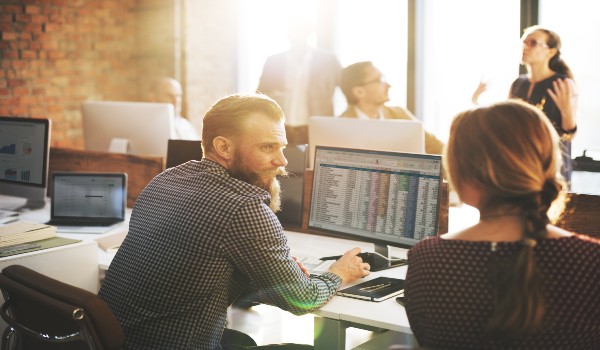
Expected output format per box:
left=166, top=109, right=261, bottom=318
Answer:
left=82, top=101, right=176, bottom=158
left=308, top=116, right=425, bottom=168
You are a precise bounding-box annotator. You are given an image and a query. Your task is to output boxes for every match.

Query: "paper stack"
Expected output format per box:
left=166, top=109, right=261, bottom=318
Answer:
left=0, top=222, right=57, bottom=248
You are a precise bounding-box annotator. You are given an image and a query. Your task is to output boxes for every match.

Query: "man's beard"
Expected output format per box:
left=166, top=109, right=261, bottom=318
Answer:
left=229, top=154, right=288, bottom=213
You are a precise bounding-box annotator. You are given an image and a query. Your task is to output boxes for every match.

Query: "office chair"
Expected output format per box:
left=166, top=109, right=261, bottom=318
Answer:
left=0, top=265, right=124, bottom=350
left=555, top=192, right=600, bottom=238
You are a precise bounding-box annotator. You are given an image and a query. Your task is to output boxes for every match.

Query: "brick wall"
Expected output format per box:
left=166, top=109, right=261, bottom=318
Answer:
left=0, top=0, right=238, bottom=148
left=0, top=0, right=140, bottom=148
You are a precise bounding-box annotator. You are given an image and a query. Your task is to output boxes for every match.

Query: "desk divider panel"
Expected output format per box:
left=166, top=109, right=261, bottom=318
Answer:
left=48, top=147, right=164, bottom=208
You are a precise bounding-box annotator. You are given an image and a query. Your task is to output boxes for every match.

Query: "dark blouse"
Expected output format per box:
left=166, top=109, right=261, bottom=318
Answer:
left=405, top=234, right=600, bottom=350
left=510, top=73, right=573, bottom=182
left=509, top=73, right=569, bottom=135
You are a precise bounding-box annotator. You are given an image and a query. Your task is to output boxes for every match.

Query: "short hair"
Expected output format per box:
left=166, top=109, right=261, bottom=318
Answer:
left=340, top=61, right=373, bottom=105
left=444, top=99, right=566, bottom=338
left=201, top=94, right=284, bottom=155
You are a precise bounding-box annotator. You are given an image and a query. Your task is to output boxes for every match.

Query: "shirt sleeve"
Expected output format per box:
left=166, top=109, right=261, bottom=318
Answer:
left=222, top=198, right=342, bottom=315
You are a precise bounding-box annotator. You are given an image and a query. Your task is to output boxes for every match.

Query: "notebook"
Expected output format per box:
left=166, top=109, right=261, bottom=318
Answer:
left=337, top=276, right=404, bottom=302
left=166, top=139, right=203, bottom=168
left=47, top=172, right=127, bottom=233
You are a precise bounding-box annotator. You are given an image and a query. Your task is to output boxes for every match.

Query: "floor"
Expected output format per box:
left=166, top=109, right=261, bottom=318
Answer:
left=228, top=304, right=376, bottom=349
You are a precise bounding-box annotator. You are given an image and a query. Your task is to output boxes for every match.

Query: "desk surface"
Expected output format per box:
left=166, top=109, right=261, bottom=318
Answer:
left=2, top=194, right=480, bottom=349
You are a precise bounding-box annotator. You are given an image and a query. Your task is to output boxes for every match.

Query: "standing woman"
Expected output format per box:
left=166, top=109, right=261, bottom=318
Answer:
left=509, top=25, right=578, bottom=184
left=404, top=100, right=600, bottom=349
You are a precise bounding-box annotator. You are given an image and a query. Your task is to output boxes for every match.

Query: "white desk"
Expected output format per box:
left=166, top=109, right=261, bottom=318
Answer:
left=0, top=196, right=130, bottom=287
left=283, top=205, right=479, bottom=350
left=2, top=194, right=479, bottom=350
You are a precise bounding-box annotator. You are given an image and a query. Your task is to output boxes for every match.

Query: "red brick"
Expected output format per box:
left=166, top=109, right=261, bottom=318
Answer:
left=25, top=5, right=40, bottom=15
left=47, top=50, right=65, bottom=59
left=0, top=88, right=9, bottom=95
left=20, top=50, right=37, bottom=59
left=1, top=32, right=18, bottom=40
left=11, top=61, right=27, bottom=69
left=2, top=5, right=23, bottom=14
left=29, top=15, right=45, bottom=24
left=3, top=51, right=18, bottom=59
left=12, top=86, right=30, bottom=96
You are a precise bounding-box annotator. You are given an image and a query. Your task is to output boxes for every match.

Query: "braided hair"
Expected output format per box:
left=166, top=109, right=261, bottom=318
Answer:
left=444, top=100, right=566, bottom=339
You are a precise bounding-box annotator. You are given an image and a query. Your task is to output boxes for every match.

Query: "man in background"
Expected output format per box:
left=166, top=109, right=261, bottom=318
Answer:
left=148, top=77, right=201, bottom=140
left=339, top=61, right=444, bottom=155
left=257, top=16, right=341, bottom=145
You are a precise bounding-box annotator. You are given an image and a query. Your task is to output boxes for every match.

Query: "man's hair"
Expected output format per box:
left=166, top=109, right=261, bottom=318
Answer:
left=340, top=61, right=373, bottom=105
left=201, top=94, right=284, bottom=155
left=444, top=99, right=566, bottom=339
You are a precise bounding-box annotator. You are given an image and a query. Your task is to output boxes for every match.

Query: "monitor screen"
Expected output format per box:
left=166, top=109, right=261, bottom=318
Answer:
left=308, top=116, right=425, bottom=169
left=308, top=146, right=442, bottom=250
left=0, top=116, right=51, bottom=209
left=82, top=101, right=176, bottom=158
left=166, top=139, right=202, bottom=169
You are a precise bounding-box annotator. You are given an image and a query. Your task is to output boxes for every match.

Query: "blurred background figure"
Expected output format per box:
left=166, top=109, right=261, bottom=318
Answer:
left=472, top=26, right=577, bottom=185
left=257, top=15, right=341, bottom=145
left=149, top=77, right=201, bottom=140
left=339, top=61, right=444, bottom=155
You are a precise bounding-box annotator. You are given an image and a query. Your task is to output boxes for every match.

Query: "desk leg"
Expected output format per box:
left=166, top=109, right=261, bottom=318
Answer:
left=314, top=317, right=346, bottom=350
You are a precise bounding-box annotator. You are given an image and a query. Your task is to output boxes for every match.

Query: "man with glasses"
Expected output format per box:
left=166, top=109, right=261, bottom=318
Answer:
left=339, top=61, right=444, bottom=154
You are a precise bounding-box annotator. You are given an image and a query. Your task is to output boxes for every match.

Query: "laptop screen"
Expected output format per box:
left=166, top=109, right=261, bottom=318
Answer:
left=50, top=172, right=127, bottom=222
left=308, top=146, right=442, bottom=248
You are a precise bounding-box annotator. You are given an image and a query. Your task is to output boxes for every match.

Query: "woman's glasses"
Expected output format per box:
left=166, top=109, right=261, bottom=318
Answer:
left=522, top=39, right=549, bottom=49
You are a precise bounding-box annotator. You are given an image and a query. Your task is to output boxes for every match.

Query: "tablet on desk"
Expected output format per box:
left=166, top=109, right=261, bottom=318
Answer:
left=337, top=276, right=404, bottom=302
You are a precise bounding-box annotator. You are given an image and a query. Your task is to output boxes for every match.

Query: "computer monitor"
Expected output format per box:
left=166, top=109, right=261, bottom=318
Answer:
left=82, top=101, right=176, bottom=158
left=166, top=139, right=202, bottom=168
left=308, top=116, right=425, bottom=169
left=308, top=146, right=442, bottom=270
left=0, top=116, right=51, bottom=210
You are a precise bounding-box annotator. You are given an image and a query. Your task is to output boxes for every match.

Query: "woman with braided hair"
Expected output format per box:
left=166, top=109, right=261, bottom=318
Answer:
left=404, top=100, right=600, bottom=349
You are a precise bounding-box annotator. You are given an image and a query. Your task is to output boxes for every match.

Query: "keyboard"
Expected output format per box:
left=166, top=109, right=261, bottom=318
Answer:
left=296, top=256, right=334, bottom=275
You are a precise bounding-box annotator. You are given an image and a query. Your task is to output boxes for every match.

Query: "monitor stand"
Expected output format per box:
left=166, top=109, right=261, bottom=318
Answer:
left=367, top=243, right=407, bottom=272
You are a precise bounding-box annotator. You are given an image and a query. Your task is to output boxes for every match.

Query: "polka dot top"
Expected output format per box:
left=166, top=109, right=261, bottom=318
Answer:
left=405, top=234, right=600, bottom=350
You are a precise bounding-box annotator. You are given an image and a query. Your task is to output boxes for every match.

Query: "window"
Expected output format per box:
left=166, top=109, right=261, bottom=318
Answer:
left=333, top=0, right=408, bottom=111
left=539, top=0, right=600, bottom=157
left=419, top=0, right=520, bottom=141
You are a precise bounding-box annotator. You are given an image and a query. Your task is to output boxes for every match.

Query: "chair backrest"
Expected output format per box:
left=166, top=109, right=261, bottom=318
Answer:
left=0, top=265, right=124, bottom=350
left=555, top=192, right=600, bottom=238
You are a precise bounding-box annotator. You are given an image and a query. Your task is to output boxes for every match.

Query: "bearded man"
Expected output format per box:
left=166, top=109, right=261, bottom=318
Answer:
left=99, top=94, right=370, bottom=350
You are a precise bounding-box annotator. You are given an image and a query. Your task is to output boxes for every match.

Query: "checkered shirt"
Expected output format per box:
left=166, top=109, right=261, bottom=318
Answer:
left=98, top=159, right=341, bottom=350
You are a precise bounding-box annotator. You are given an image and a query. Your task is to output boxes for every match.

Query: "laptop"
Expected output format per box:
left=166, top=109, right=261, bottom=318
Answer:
left=47, top=172, right=127, bottom=233
left=166, top=139, right=203, bottom=168
left=276, top=144, right=308, bottom=229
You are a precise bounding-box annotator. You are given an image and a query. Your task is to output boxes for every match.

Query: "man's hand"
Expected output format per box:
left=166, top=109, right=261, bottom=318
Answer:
left=327, top=247, right=371, bottom=284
